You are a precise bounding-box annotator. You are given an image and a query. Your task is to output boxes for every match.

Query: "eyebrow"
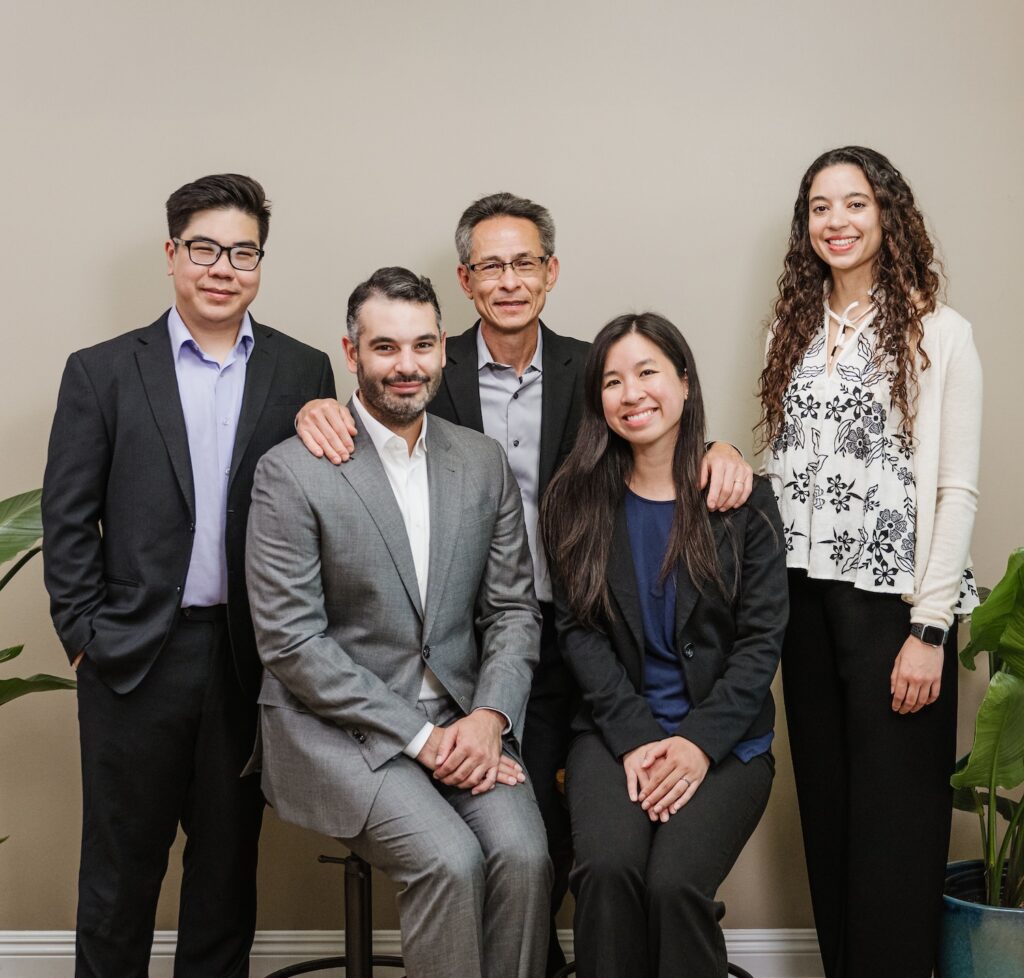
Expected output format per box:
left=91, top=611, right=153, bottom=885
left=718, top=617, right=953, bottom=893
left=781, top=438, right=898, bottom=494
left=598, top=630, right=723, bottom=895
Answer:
left=190, top=234, right=261, bottom=247
left=368, top=333, right=439, bottom=345
left=809, top=192, right=871, bottom=204
left=474, top=250, right=534, bottom=262
left=603, top=357, right=656, bottom=378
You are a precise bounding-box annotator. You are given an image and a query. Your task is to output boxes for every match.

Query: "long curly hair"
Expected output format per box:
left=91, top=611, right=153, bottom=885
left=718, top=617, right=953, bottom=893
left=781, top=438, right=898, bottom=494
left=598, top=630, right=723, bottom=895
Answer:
left=757, top=146, right=943, bottom=447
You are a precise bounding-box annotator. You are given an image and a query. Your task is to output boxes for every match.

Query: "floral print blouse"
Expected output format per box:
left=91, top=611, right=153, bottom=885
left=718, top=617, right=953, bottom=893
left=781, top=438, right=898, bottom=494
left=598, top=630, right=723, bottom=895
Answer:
left=765, top=315, right=978, bottom=612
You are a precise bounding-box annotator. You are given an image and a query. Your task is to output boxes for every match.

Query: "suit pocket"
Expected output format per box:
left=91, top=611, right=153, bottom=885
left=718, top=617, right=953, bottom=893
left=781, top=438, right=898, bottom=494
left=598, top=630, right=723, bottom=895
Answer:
left=104, top=575, right=141, bottom=588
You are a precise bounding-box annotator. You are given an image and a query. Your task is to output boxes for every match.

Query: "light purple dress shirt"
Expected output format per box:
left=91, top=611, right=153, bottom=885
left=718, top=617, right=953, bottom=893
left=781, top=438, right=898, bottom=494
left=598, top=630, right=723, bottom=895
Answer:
left=167, top=307, right=254, bottom=607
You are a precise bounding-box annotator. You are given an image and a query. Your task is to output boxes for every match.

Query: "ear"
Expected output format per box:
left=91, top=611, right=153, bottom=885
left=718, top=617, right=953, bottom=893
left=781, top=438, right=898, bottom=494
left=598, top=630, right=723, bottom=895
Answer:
left=456, top=263, right=474, bottom=300
left=439, top=330, right=447, bottom=369
left=165, top=238, right=177, bottom=276
left=544, top=254, right=561, bottom=293
left=342, top=336, right=359, bottom=376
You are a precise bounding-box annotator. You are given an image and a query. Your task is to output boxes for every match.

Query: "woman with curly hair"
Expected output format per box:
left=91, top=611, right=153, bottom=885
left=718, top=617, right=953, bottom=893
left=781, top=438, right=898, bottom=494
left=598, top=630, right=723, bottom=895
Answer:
left=542, top=313, right=787, bottom=977
left=759, top=146, right=982, bottom=978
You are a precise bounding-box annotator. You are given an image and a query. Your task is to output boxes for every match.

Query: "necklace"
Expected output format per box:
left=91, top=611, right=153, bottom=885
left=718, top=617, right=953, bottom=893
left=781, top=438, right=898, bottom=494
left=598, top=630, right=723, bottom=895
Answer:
left=826, top=299, right=875, bottom=371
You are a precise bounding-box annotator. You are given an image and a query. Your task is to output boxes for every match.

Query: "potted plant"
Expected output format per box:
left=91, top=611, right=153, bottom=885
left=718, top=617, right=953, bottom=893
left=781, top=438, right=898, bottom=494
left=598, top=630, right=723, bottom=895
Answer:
left=0, top=488, right=77, bottom=843
left=938, top=547, right=1024, bottom=976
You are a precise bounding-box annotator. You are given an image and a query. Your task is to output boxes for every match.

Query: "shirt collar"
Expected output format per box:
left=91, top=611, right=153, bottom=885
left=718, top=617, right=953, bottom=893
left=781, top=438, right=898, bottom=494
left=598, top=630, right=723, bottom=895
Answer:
left=351, top=391, right=428, bottom=459
left=167, top=306, right=255, bottom=362
left=476, top=323, right=544, bottom=374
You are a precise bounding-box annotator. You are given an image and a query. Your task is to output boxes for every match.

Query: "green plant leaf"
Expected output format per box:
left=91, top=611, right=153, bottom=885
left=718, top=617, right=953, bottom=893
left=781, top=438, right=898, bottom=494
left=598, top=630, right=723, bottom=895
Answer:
left=962, top=549, right=1024, bottom=676
left=0, top=674, right=76, bottom=707
left=0, top=646, right=24, bottom=664
left=951, top=670, right=1024, bottom=792
left=0, top=490, right=43, bottom=566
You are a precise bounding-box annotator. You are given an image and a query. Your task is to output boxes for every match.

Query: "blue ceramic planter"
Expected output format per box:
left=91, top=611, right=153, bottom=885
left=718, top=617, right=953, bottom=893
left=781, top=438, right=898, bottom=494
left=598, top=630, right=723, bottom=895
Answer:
left=937, top=860, right=1024, bottom=977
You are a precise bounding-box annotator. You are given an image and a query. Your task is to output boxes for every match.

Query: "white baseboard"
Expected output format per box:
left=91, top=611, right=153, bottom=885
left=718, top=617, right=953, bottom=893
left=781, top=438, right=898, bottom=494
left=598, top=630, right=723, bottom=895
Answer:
left=0, top=928, right=824, bottom=977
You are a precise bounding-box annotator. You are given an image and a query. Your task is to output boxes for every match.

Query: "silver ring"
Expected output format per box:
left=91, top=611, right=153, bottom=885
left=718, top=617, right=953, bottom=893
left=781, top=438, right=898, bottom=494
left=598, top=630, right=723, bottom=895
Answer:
left=680, top=776, right=692, bottom=787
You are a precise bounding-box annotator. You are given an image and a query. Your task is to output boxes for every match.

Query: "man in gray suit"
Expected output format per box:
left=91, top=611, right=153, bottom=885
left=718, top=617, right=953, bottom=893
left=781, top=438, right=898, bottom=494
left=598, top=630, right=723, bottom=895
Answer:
left=245, top=266, right=551, bottom=978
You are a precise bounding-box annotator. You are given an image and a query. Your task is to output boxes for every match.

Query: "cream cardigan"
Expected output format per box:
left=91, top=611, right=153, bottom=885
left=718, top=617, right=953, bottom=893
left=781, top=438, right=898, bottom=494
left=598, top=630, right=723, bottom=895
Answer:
left=905, top=304, right=982, bottom=628
left=764, top=302, right=982, bottom=628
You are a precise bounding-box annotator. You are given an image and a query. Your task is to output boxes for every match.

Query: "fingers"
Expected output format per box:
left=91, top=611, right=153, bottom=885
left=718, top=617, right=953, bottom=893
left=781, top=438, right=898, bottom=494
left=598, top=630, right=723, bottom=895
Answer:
left=625, top=764, right=640, bottom=802
left=471, top=765, right=499, bottom=795
left=718, top=467, right=753, bottom=512
left=496, top=756, right=525, bottom=786
left=432, top=726, right=459, bottom=774
left=296, top=400, right=355, bottom=465
left=698, top=456, right=710, bottom=492
left=705, top=461, right=726, bottom=510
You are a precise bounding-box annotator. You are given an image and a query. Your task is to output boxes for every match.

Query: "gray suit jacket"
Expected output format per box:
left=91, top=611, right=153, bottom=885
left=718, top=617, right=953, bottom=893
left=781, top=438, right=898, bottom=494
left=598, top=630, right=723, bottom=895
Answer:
left=245, top=407, right=541, bottom=838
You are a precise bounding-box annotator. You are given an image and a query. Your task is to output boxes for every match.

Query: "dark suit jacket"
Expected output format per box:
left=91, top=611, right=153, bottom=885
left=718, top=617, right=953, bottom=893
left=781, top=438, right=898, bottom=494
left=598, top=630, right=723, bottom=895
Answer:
left=555, top=477, right=788, bottom=765
left=428, top=320, right=590, bottom=498
left=42, top=311, right=336, bottom=696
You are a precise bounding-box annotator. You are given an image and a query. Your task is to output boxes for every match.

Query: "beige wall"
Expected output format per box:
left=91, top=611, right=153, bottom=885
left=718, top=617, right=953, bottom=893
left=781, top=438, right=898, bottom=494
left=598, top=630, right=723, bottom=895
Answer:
left=1, top=0, right=1021, bottom=933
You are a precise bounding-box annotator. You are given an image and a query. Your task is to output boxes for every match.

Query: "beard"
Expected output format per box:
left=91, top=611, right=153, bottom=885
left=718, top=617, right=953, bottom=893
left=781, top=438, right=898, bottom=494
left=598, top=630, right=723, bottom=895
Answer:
left=357, top=363, right=442, bottom=429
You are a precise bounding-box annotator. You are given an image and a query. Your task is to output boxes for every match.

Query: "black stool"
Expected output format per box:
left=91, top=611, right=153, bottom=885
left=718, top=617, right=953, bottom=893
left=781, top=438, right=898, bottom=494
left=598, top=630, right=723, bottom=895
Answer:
left=552, top=962, right=754, bottom=978
left=266, top=853, right=405, bottom=978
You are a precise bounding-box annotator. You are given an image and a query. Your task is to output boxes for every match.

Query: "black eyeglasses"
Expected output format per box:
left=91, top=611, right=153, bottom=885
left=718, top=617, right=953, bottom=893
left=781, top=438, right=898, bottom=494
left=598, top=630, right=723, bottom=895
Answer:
left=173, top=237, right=265, bottom=271
left=464, top=255, right=550, bottom=280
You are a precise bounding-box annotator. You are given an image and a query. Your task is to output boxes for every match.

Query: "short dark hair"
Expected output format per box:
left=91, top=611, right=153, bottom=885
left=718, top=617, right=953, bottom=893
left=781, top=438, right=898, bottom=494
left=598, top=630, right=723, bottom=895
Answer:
left=346, top=267, right=442, bottom=344
left=166, top=173, right=272, bottom=247
left=454, top=192, right=555, bottom=264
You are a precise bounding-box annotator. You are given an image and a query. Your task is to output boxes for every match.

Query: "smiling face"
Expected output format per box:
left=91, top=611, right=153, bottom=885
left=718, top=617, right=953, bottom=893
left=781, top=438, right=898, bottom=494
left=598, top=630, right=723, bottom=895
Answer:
left=456, top=215, right=560, bottom=339
left=343, top=295, right=446, bottom=433
left=600, top=331, right=689, bottom=456
left=807, top=163, right=883, bottom=281
left=165, top=207, right=261, bottom=336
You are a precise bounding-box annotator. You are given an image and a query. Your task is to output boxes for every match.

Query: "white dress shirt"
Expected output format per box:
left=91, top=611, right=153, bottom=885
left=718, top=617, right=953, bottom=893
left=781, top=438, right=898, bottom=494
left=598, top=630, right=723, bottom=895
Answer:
left=351, top=394, right=446, bottom=757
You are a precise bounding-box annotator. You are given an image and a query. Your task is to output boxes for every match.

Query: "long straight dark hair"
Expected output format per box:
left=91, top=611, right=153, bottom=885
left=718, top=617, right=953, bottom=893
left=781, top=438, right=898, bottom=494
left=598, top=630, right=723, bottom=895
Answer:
left=540, top=312, right=722, bottom=630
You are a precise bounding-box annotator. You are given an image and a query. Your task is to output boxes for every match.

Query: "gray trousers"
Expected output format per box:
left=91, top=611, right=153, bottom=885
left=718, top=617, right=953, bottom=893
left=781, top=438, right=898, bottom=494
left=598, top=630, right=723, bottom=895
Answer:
left=339, top=698, right=552, bottom=978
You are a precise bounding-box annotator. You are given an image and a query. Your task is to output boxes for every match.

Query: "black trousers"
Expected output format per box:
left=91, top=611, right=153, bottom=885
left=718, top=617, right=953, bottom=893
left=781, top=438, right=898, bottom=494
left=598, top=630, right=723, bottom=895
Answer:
left=75, top=607, right=265, bottom=978
left=566, top=731, right=773, bottom=978
left=520, top=601, right=575, bottom=976
left=782, top=571, right=958, bottom=978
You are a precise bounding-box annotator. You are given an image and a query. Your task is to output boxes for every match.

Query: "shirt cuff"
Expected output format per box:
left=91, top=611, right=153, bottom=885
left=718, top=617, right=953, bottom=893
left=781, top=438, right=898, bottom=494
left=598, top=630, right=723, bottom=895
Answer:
left=473, top=706, right=511, bottom=735
left=403, top=722, right=435, bottom=758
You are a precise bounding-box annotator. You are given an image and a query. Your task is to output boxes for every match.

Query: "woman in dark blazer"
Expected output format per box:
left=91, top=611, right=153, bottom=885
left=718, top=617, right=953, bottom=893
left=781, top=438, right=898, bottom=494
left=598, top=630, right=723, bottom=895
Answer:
left=540, top=312, right=788, bottom=978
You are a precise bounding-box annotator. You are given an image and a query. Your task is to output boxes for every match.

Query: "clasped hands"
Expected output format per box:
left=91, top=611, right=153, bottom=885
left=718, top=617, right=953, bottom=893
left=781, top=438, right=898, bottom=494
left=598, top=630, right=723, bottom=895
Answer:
left=623, top=736, right=711, bottom=823
left=416, top=708, right=526, bottom=796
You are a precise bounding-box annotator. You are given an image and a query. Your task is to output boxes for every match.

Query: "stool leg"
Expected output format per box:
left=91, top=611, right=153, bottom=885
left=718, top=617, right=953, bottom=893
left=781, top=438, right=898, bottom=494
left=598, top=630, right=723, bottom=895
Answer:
left=344, top=855, right=374, bottom=978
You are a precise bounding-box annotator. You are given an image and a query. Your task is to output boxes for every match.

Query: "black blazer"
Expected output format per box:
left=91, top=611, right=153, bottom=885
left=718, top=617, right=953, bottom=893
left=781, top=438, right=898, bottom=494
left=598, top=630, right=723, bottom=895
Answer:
left=555, top=477, right=788, bottom=764
left=428, top=321, right=589, bottom=498
left=42, top=312, right=336, bottom=696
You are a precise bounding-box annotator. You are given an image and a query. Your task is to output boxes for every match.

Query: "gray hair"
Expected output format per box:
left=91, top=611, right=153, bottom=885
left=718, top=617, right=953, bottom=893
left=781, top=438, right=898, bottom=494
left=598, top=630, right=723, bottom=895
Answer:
left=346, top=267, right=442, bottom=344
left=454, top=192, right=556, bottom=265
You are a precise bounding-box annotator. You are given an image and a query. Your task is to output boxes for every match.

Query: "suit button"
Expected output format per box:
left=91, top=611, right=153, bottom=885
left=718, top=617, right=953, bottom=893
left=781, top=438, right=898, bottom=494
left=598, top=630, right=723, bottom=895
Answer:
left=189, top=522, right=195, bottom=532
left=683, top=643, right=695, bottom=659
left=422, top=645, right=431, bottom=659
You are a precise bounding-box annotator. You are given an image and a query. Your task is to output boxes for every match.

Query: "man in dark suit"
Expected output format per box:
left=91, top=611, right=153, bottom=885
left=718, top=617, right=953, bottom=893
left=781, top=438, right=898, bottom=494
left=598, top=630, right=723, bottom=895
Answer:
left=295, top=192, right=753, bottom=975
left=42, top=173, right=335, bottom=978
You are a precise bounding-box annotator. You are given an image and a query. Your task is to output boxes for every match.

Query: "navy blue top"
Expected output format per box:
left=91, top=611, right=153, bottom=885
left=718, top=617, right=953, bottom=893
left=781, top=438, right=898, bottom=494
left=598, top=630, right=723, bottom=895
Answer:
left=624, top=489, right=772, bottom=762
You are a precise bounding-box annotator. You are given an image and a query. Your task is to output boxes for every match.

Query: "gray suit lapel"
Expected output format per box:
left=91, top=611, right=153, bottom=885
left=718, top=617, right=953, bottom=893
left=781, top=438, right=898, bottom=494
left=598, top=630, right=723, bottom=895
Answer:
left=423, top=420, right=462, bottom=641
left=135, top=318, right=195, bottom=519
left=337, top=415, right=424, bottom=620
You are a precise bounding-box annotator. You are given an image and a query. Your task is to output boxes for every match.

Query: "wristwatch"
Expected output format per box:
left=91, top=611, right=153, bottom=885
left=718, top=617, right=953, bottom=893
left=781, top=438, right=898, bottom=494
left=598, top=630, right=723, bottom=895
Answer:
left=910, top=623, right=948, bottom=647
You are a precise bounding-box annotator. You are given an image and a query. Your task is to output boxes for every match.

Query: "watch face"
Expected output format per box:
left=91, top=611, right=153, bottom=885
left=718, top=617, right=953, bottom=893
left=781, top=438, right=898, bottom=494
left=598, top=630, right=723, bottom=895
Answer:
left=914, top=624, right=947, bottom=646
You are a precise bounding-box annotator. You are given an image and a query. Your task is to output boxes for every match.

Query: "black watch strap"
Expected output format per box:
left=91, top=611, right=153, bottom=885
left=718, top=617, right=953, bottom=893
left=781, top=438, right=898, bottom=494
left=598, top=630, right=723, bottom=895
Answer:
left=910, top=623, right=948, bottom=647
